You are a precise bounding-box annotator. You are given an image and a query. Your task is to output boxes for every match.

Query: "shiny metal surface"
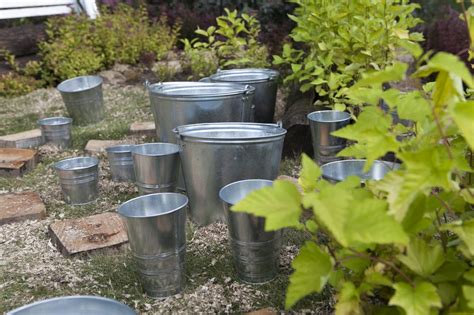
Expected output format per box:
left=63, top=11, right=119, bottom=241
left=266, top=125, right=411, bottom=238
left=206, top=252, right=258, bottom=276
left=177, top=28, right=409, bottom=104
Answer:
left=209, top=68, right=279, bottom=123
left=132, top=143, right=180, bottom=195
left=321, top=159, right=401, bottom=183
left=37, top=117, right=72, bottom=148
left=57, top=75, right=104, bottom=125
left=7, top=296, right=136, bottom=315
left=175, top=122, right=286, bottom=226
left=307, top=110, right=351, bottom=165
left=118, top=193, right=188, bottom=297
left=106, top=145, right=136, bottom=182
left=54, top=157, right=99, bottom=205
left=219, top=179, right=280, bottom=283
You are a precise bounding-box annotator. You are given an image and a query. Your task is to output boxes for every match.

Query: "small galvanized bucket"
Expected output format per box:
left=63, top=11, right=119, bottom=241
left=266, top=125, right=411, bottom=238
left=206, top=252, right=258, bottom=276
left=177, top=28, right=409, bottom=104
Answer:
left=57, top=75, right=104, bottom=125
left=54, top=156, right=99, bottom=205
left=219, top=179, right=281, bottom=283
left=307, top=110, right=351, bottom=165
left=37, top=117, right=73, bottom=148
left=132, top=143, right=180, bottom=195
left=209, top=68, right=279, bottom=123
left=106, top=145, right=135, bottom=182
left=321, top=159, right=400, bottom=183
left=7, top=296, right=136, bottom=315
left=118, top=193, right=188, bottom=298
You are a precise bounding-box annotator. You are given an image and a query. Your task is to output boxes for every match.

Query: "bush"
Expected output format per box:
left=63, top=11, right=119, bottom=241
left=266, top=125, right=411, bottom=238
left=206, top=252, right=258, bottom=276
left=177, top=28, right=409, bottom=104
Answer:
left=0, top=72, right=42, bottom=98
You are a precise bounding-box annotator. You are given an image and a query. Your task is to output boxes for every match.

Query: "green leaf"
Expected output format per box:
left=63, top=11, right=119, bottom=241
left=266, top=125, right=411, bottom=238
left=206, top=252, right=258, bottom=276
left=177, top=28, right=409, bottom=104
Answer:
left=231, top=180, right=303, bottom=231
left=335, top=282, right=362, bottom=315
left=395, top=91, right=431, bottom=122
left=452, top=101, right=474, bottom=150
left=389, top=282, right=442, bottom=315
left=353, top=62, right=408, bottom=88
left=298, top=154, right=321, bottom=192
left=437, top=282, right=458, bottom=307
left=432, top=70, right=464, bottom=109
left=286, top=241, right=332, bottom=309
left=440, top=220, right=474, bottom=257
left=462, top=286, right=474, bottom=309
left=426, top=52, right=473, bottom=88
left=397, top=238, right=445, bottom=277
left=464, top=269, right=474, bottom=283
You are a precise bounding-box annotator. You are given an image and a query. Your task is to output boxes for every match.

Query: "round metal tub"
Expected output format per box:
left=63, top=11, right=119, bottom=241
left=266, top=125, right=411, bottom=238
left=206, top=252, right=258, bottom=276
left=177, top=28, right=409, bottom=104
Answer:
left=321, top=159, right=401, bottom=183
left=106, top=145, right=135, bottom=182
left=38, top=117, right=73, bottom=148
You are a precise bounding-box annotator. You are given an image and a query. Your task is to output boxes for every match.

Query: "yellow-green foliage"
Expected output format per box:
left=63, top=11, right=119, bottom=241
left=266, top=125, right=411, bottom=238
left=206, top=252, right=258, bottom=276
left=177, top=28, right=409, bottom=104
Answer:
left=0, top=72, right=42, bottom=97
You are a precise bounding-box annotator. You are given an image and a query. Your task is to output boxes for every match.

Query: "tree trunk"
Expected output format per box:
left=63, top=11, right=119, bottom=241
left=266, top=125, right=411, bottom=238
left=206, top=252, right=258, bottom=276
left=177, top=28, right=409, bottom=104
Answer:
left=0, top=24, right=46, bottom=57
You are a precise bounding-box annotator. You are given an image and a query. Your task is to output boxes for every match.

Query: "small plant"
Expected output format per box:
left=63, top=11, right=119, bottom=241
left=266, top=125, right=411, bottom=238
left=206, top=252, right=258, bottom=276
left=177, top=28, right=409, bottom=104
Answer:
left=274, top=0, right=423, bottom=111
left=181, top=8, right=269, bottom=79
left=0, top=72, right=42, bottom=97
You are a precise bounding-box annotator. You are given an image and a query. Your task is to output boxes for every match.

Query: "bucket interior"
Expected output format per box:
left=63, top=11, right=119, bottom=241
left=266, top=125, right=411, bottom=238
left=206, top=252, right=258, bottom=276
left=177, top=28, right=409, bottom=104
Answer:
left=150, top=83, right=250, bottom=97
left=177, top=123, right=286, bottom=140
left=54, top=157, right=98, bottom=171
left=118, top=193, right=188, bottom=218
left=308, top=110, right=350, bottom=123
left=220, top=179, right=273, bottom=205
left=38, top=117, right=72, bottom=126
left=321, top=160, right=400, bottom=182
left=106, top=145, right=135, bottom=154
left=133, top=143, right=180, bottom=156
left=57, top=76, right=102, bottom=93
left=211, top=72, right=270, bottom=82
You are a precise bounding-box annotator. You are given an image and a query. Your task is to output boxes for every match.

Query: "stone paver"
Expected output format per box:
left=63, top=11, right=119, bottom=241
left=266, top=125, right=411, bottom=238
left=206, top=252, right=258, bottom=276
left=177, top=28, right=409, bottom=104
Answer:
left=0, top=148, right=38, bottom=177
left=84, top=140, right=126, bottom=153
left=0, top=129, right=43, bottom=148
left=0, top=192, right=46, bottom=225
left=49, top=212, right=128, bottom=256
left=130, top=121, right=156, bottom=137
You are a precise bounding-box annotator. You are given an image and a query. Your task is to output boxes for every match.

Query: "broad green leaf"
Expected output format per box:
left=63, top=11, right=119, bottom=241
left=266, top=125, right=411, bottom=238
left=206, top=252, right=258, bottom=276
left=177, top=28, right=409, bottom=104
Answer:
left=432, top=70, right=464, bottom=109
left=286, top=241, right=332, bottom=309
left=427, top=52, right=473, bottom=88
left=462, top=286, right=474, bottom=309
left=396, top=91, right=431, bottom=122
left=437, top=282, right=458, bottom=307
left=440, top=220, right=474, bottom=257
left=231, top=180, right=302, bottom=230
left=389, top=282, right=442, bottom=315
left=353, top=62, right=408, bottom=88
left=335, top=282, right=362, bottom=315
left=338, top=249, right=370, bottom=273
left=430, top=255, right=468, bottom=283
left=397, top=40, right=423, bottom=58
left=299, top=154, right=321, bottom=192
left=452, top=101, right=474, bottom=150
left=397, top=238, right=445, bottom=277
left=364, top=267, right=392, bottom=287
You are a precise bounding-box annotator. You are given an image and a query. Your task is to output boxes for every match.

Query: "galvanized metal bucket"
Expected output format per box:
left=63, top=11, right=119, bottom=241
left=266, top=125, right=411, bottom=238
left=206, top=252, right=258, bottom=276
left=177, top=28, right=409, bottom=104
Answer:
left=219, top=179, right=281, bottom=283
left=175, top=122, right=286, bottom=226
left=118, top=193, right=188, bottom=298
left=307, top=110, right=351, bottom=165
left=7, top=296, right=136, bottom=315
left=132, top=143, right=180, bottom=195
left=106, top=145, right=136, bottom=182
left=54, top=156, right=99, bottom=205
left=57, top=75, right=104, bottom=125
left=37, top=117, right=73, bottom=148
left=321, top=159, right=400, bottom=183
left=209, top=68, right=279, bottom=123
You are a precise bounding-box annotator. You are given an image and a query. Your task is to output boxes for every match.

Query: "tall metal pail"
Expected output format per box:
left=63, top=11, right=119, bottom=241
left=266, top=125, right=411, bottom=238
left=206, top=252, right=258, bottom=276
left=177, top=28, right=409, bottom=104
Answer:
left=54, top=156, right=99, bottom=205
left=321, top=159, right=400, bottom=183
left=118, top=193, right=188, bottom=298
left=219, top=179, right=281, bottom=283
left=209, top=68, right=279, bottom=123
left=57, top=75, right=104, bottom=125
left=175, top=122, right=286, bottom=226
left=37, top=117, right=73, bottom=148
left=106, top=145, right=136, bottom=182
left=307, top=110, right=351, bottom=165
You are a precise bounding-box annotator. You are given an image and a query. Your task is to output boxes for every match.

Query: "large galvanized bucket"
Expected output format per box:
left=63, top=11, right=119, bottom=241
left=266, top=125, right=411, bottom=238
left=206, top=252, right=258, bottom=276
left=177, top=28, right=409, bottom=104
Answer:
left=54, top=156, right=99, bottom=205
left=37, top=117, right=73, bottom=149
left=106, top=145, right=136, bottom=182
left=57, top=75, right=104, bottom=125
left=132, top=143, right=180, bottom=195
left=307, top=110, right=351, bottom=165
left=118, top=193, right=188, bottom=298
left=175, top=122, right=286, bottom=226
left=321, top=159, right=400, bottom=183
left=7, top=296, right=136, bottom=315
left=219, top=179, right=281, bottom=283
left=209, top=68, right=279, bottom=123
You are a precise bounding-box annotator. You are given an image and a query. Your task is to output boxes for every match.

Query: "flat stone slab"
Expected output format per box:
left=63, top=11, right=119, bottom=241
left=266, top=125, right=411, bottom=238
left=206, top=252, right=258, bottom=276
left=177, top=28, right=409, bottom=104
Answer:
left=0, top=192, right=46, bottom=225
left=49, top=212, right=128, bottom=256
left=84, top=140, right=125, bottom=153
left=129, top=121, right=156, bottom=137
left=0, top=129, right=43, bottom=148
left=0, top=148, right=38, bottom=177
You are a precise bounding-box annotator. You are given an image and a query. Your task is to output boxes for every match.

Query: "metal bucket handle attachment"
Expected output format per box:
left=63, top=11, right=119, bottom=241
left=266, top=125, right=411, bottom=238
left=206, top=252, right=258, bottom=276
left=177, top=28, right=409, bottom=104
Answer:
left=242, top=84, right=255, bottom=121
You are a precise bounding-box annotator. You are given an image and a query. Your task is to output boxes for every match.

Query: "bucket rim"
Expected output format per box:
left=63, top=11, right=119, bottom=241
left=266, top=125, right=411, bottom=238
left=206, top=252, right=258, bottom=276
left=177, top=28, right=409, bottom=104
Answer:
left=210, top=68, right=280, bottom=83
left=321, top=159, right=401, bottom=182
left=38, top=116, right=73, bottom=126
left=54, top=156, right=99, bottom=171
left=219, top=179, right=273, bottom=206
left=148, top=81, right=255, bottom=98
left=105, top=144, right=135, bottom=154
left=118, top=192, right=188, bottom=218
left=6, top=295, right=136, bottom=315
left=132, top=143, right=180, bottom=156
left=174, top=122, right=287, bottom=141
left=57, top=75, right=103, bottom=93
left=307, top=110, right=351, bottom=123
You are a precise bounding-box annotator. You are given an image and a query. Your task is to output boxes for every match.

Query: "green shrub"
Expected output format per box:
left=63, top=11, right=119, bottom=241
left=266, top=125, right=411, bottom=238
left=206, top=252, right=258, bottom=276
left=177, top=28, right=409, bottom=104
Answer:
left=0, top=72, right=42, bottom=97
left=274, top=0, right=423, bottom=110
left=182, top=8, right=269, bottom=80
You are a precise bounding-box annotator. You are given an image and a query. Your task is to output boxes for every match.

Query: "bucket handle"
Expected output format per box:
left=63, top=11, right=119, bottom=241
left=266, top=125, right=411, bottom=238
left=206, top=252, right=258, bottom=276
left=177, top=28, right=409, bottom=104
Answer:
left=144, top=80, right=163, bottom=90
